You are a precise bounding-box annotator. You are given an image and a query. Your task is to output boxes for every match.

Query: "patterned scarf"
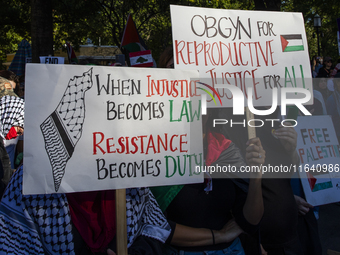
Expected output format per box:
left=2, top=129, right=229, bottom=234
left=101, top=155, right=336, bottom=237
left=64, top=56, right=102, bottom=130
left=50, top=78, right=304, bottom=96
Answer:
left=0, top=95, right=24, bottom=139
left=0, top=167, right=170, bottom=254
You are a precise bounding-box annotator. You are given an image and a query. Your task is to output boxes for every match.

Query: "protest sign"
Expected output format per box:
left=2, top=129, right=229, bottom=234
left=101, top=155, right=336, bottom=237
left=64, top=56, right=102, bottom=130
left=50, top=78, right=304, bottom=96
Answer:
left=170, top=5, right=313, bottom=108
left=23, top=64, right=202, bottom=195
left=295, top=116, right=340, bottom=206
left=39, top=56, right=65, bottom=64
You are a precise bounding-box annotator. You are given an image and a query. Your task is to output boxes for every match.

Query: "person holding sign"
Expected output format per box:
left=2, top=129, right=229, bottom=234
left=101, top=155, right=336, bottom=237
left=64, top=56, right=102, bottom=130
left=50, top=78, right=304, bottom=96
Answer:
left=219, top=107, right=304, bottom=255
left=152, top=108, right=265, bottom=255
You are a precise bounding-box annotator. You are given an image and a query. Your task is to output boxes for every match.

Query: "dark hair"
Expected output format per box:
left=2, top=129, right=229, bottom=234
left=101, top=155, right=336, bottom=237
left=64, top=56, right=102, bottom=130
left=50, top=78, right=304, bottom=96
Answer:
left=324, top=57, right=332, bottom=63
left=158, top=46, right=173, bottom=68
left=313, top=77, right=327, bottom=89
left=0, top=70, right=20, bottom=94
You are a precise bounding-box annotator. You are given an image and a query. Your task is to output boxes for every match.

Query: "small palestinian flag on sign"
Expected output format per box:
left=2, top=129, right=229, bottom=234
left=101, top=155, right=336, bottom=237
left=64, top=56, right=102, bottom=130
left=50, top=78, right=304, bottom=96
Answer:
left=129, top=50, right=153, bottom=67
left=280, top=34, right=304, bottom=52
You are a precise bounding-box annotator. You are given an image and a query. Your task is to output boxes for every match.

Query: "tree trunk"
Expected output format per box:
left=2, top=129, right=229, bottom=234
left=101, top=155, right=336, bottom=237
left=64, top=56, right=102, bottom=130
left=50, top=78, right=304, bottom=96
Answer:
left=254, top=0, right=281, bottom=11
left=31, top=0, right=53, bottom=63
left=265, top=0, right=281, bottom=11
left=254, top=0, right=266, bottom=10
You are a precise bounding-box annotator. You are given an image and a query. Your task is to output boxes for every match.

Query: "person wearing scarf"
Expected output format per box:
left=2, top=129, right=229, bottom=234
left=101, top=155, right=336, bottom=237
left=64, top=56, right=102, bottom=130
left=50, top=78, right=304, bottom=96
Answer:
left=0, top=95, right=24, bottom=191
left=151, top=108, right=265, bottom=255
left=0, top=79, right=23, bottom=171
left=326, top=72, right=340, bottom=142
left=0, top=165, right=171, bottom=254
left=313, top=78, right=331, bottom=106
left=0, top=77, right=17, bottom=99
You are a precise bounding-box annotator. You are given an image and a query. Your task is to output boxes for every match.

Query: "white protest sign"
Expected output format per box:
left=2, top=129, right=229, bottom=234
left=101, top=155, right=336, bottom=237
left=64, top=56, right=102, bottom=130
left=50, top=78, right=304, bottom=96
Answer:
left=295, top=116, right=340, bottom=206
left=23, top=64, right=202, bottom=194
left=39, top=56, right=65, bottom=64
left=170, top=5, right=313, bottom=107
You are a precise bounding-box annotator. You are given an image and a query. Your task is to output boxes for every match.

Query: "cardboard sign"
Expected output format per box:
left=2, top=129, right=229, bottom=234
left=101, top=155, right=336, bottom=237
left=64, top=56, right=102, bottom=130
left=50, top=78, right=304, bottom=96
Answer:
left=39, top=56, right=65, bottom=64
left=295, top=116, right=340, bottom=206
left=23, top=64, right=202, bottom=194
left=170, top=5, right=313, bottom=107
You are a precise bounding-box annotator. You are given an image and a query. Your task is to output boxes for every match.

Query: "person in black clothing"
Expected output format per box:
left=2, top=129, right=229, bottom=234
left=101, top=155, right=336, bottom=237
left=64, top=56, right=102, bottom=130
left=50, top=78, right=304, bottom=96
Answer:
left=314, top=77, right=331, bottom=104
left=317, top=57, right=333, bottom=78
left=152, top=108, right=265, bottom=255
left=218, top=107, right=304, bottom=255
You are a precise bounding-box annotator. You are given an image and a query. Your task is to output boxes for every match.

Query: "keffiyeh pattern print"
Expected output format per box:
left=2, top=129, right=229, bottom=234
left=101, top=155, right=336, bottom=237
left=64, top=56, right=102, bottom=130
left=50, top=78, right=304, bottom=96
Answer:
left=41, top=68, right=93, bottom=192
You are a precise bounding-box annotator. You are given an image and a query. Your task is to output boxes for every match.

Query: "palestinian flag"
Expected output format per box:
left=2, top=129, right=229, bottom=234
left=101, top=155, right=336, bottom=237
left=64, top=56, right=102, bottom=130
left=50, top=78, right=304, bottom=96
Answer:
left=306, top=172, right=317, bottom=191
left=66, top=42, right=78, bottom=64
left=129, top=50, right=153, bottom=67
left=280, top=34, right=304, bottom=52
left=306, top=171, right=334, bottom=192
left=121, top=14, right=147, bottom=53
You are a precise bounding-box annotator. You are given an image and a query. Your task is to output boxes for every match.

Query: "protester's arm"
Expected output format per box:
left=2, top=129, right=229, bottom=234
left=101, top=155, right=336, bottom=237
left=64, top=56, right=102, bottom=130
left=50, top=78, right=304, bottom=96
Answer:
left=170, top=219, right=243, bottom=246
left=107, top=249, right=116, bottom=255
left=273, top=125, right=299, bottom=165
left=294, top=195, right=313, bottom=215
left=242, top=137, right=264, bottom=225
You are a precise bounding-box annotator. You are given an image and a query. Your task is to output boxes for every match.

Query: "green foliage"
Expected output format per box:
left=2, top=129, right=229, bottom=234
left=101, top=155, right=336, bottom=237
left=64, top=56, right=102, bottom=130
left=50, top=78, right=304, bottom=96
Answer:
left=283, top=0, right=340, bottom=61
left=3, top=0, right=339, bottom=67
left=0, top=0, right=30, bottom=69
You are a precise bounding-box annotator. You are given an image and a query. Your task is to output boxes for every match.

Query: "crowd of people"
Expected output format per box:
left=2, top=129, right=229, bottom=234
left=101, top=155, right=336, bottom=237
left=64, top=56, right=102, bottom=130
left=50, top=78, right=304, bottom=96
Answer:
left=310, top=56, right=340, bottom=142
left=0, top=48, right=338, bottom=255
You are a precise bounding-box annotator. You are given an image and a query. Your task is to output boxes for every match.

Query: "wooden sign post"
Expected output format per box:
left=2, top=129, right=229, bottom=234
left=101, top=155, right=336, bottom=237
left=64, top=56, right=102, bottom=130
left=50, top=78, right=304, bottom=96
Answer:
left=116, top=189, right=128, bottom=255
left=246, top=107, right=256, bottom=139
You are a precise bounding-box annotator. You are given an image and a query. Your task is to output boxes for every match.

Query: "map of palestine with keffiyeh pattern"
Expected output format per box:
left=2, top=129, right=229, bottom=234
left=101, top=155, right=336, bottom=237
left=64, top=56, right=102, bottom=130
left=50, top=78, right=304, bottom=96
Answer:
left=40, top=68, right=93, bottom=192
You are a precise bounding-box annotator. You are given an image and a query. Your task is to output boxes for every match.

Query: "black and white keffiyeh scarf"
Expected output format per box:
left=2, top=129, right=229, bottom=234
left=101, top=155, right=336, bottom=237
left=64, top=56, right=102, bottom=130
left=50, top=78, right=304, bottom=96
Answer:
left=126, top=187, right=171, bottom=246
left=0, top=95, right=24, bottom=139
left=0, top=167, right=170, bottom=254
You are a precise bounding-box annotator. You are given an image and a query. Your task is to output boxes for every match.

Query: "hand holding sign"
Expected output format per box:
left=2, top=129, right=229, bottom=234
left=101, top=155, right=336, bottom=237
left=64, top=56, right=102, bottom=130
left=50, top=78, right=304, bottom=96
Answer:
left=273, top=124, right=298, bottom=157
left=245, top=137, right=265, bottom=178
left=294, top=195, right=313, bottom=215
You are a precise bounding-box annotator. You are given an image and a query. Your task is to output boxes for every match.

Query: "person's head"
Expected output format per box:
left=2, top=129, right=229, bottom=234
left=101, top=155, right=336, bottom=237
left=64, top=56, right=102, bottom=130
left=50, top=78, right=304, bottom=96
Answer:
left=0, top=77, right=18, bottom=98
left=159, top=46, right=174, bottom=68
left=314, top=78, right=328, bottom=90
left=334, top=72, right=340, bottom=92
left=323, top=57, right=332, bottom=68
left=318, top=56, right=323, bottom=65
left=0, top=70, right=20, bottom=94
